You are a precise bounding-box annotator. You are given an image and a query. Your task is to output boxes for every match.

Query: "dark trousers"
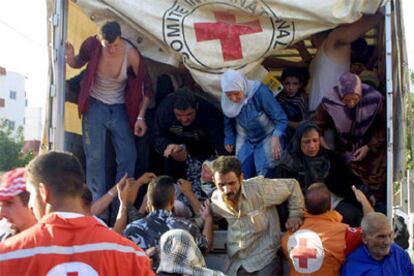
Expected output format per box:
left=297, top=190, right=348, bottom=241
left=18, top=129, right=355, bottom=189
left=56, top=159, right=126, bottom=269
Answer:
left=237, top=257, right=282, bottom=276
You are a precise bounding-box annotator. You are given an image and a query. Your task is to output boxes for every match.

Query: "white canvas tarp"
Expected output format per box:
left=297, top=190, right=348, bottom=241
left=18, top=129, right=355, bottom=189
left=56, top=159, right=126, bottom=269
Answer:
left=75, top=0, right=387, bottom=97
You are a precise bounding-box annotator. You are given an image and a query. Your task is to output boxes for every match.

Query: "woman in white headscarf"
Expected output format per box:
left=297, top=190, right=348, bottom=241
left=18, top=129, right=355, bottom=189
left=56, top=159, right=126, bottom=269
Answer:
left=221, top=70, right=288, bottom=178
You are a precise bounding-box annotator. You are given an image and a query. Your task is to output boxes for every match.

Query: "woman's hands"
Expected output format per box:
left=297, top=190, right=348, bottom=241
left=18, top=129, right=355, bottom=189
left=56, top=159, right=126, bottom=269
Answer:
left=352, top=145, right=369, bottom=161
left=225, top=144, right=234, bottom=153
left=271, top=136, right=282, bottom=160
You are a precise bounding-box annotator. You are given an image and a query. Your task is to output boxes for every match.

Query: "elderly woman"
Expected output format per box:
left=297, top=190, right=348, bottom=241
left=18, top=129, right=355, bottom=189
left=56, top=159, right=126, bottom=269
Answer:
left=157, top=229, right=225, bottom=276
left=314, top=72, right=386, bottom=202
left=276, top=121, right=368, bottom=226
left=221, top=70, right=287, bottom=178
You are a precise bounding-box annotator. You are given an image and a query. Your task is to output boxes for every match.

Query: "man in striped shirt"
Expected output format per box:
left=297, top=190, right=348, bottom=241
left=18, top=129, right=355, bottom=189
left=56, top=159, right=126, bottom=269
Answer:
left=210, top=156, right=304, bottom=275
left=0, top=151, right=153, bottom=275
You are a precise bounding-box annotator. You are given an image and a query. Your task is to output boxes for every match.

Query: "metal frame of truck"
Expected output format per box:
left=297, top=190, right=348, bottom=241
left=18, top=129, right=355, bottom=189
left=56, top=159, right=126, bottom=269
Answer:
left=45, top=0, right=413, bottom=252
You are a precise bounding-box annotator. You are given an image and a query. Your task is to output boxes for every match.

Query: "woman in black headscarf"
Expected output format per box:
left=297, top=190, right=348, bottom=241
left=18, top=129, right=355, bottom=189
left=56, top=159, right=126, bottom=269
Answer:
left=275, top=121, right=370, bottom=226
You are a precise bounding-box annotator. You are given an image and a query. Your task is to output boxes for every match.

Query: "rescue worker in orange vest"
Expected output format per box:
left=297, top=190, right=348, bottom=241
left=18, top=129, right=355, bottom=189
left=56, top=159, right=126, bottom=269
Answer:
left=281, top=183, right=374, bottom=275
left=0, top=151, right=153, bottom=275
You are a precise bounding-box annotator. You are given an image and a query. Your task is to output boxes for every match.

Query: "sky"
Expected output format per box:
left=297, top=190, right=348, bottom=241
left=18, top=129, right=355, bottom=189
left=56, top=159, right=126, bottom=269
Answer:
left=0, top=0, right=413, bottom=110
left=0, top=1, right=48, bottom=108
left=402, top=0, right=414, bottom=71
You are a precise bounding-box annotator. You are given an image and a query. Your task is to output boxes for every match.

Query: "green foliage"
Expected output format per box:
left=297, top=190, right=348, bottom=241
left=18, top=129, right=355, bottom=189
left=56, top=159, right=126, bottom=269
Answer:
left=406, top=69, right=414, bottom=170
left=0, top=119, right=35, bottom=171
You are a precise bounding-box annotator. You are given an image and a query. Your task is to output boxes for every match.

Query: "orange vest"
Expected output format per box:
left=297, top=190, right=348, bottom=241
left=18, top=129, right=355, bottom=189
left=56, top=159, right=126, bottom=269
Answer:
left=281, top=211, right=361, bottom=276
left=0, top=214, right=154, bottom=276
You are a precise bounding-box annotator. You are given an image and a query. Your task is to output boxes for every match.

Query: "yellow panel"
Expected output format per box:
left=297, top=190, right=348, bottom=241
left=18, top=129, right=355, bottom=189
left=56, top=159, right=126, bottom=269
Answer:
left=66, top=1, right=99, bottom=79
left=65, top=1, right=98, bottom=134
left=64, top=102, right=83, bottom=135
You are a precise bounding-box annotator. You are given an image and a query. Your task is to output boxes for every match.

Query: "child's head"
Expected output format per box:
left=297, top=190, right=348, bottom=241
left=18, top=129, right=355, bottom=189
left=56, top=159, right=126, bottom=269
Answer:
left=281, top=68, right=308, bottom=97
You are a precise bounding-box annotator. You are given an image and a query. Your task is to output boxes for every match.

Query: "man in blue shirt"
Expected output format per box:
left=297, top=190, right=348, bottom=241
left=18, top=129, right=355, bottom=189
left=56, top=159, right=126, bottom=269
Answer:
left=123, top=176, right=213, bottom=271
left=341, top=212, right=413, bottom=275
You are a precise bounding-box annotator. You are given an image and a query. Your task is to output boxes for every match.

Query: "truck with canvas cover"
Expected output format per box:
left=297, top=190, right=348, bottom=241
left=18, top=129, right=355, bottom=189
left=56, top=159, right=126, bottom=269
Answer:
left=44, top=0, right=413, bottom=262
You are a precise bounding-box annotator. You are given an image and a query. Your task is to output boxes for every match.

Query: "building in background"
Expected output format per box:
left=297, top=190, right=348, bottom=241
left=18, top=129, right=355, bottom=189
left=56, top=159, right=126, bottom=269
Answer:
left=0, top=66, right=27, bottom=137
left=23, top=106, right=42, bottom=155
left=0, top=66, right=42, bottom=155
left=24, top=106, right=42, bottom=141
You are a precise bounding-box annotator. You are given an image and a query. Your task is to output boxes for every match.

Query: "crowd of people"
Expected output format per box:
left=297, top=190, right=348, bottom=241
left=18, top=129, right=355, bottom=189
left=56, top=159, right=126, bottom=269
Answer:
left=1, top=13, right=413, bottom=276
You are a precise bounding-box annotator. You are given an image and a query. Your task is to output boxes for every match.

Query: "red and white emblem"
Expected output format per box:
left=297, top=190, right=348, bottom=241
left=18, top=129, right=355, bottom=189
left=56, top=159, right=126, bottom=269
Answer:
left=162, top=1, right=294, bottom=71
left=194, top=11, right=263, bottom=62
left=47, top=262, right=98, bottom=276
left=287, top=229, right=324, bottom=273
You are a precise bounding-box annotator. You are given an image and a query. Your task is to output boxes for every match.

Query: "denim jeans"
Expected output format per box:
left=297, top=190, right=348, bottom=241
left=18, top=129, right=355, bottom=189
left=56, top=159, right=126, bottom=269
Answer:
left=82, top=97, right=136, bottom=221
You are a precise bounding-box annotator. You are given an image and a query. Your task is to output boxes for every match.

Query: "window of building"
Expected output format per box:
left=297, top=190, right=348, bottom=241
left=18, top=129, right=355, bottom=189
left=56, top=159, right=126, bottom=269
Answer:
left=9, top=90, right=16, bottom=100
left=8, top=120, right=15, bottom=130
left=25, top=99, right=28, bottom=107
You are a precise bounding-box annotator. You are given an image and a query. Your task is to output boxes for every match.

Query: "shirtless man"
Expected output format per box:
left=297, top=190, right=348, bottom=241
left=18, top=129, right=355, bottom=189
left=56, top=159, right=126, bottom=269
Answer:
left=65, top=21, right=152, bottom=222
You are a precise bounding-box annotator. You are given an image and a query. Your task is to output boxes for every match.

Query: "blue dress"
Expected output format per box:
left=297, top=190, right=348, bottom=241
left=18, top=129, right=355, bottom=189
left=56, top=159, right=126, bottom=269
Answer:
left=224, top=84, right=287, bottom=178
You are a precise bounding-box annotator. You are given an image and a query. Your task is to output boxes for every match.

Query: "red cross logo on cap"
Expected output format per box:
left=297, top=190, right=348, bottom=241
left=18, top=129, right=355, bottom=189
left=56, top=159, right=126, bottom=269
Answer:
left=291, top=237, right=317, bottom=269
left=194, top=11, right=263, bottom=61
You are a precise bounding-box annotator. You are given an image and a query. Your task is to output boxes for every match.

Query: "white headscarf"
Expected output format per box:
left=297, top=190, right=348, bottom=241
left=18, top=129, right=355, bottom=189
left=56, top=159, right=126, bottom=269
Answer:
left=220, top=70, right=261, bottom=118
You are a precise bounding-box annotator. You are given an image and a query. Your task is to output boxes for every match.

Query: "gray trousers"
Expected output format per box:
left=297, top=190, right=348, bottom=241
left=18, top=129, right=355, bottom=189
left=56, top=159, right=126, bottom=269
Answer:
left=236, top=257, right=282, bottom=276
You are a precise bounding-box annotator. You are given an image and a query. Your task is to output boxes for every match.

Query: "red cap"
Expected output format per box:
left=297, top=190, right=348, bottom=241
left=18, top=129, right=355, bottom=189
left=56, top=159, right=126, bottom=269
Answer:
left=0, top=168, right=27, bottom=200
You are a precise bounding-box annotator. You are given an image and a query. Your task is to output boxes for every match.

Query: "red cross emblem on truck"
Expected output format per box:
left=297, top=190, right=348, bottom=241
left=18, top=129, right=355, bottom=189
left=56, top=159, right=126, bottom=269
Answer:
left=291, top=237, right=317, bottom=268
left=194, top=11, right=263, bottom=61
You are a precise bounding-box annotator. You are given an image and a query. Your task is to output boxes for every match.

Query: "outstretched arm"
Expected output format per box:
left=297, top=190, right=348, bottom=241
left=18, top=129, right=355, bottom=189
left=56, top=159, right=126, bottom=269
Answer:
left=324, top=12, right=382, bottom=63
left=200, top=200, right=213, bottom=252
left=65, top=40, right=90, bottom=68
left=177, top=179, right=202, bottom=215
left=352, top=185, right=374, bottom=215
left=91, top=174, right=128, bottom=216
left=327, top=12, right=382, bottom=48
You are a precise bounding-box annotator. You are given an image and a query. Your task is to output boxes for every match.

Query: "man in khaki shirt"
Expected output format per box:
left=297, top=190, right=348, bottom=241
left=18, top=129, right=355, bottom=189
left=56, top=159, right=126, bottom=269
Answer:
left=210, top=156, right=304, bottom=275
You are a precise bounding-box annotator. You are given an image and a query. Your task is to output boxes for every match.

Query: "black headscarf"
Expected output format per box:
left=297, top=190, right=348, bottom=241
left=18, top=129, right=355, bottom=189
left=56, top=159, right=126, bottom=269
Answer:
left=279, top=121, right=331, bottom=191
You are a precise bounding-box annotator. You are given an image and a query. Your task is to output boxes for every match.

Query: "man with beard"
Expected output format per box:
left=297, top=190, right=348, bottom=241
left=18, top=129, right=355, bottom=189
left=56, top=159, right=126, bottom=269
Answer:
left=0, top=168, right=37, bottom=241
left=210, top=156, right=304, bottom=275
left=154, top=88, right=225, bottom=180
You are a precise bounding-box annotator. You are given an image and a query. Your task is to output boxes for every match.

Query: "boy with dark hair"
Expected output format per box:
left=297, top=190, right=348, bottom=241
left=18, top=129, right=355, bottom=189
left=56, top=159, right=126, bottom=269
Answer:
left=146, top=176, right=176, bottom=209
left=124, top=176, right=213, bottom=270
left=65, top=20, right=153, bottom=222
left=0, top=151, right=153, bottom=275
left=124, top=175, right=213, bottom=270
left=99, top=21, right=121, bottom=43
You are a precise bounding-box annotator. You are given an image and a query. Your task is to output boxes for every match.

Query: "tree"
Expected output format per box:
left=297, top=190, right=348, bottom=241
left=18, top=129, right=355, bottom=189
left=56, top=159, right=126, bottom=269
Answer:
left=407, top=70, right=414, bottom=170
left=0, top=119, right=34, bottom=171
